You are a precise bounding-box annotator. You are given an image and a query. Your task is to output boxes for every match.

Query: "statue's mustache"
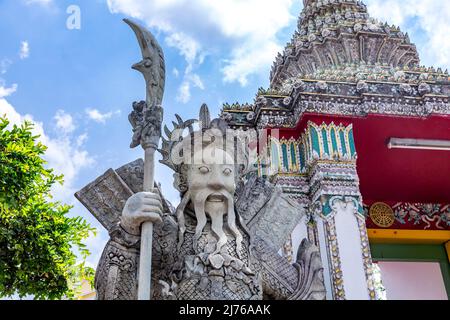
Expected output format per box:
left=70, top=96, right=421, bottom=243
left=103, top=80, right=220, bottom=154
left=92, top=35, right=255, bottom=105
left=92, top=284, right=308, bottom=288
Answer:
left=196, top=189, right=232, bottom=206
left=176, top=188, right=243, bottom=259
left=206, top=193, right=227, bottom=203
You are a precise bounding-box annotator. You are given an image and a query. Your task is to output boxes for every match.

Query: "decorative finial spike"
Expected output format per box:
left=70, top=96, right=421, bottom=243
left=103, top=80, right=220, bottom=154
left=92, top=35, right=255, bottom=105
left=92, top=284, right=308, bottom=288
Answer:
left=199, top=103, right=211, bottom=130
left=164, top=125, right=171, bottom=138
left=175, top=114, right=183, bottom=125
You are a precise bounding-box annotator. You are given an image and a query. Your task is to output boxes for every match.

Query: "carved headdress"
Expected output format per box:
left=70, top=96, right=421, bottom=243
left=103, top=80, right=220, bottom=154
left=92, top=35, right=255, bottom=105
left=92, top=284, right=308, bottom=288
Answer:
left=158, top=104, right=249, bottom=193
left=158, top=104, right=249, bottom=253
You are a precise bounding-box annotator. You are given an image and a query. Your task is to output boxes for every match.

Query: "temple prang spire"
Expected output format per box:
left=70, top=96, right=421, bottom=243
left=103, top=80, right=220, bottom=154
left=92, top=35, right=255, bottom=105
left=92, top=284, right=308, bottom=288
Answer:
left=270, top=0, right=421, bottom=90
left=218, top=1, right=450, bottom=301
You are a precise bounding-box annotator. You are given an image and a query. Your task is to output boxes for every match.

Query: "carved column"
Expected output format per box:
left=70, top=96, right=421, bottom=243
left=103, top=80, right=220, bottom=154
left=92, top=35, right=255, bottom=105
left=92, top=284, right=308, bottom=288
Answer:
left=302, top=122, right=376, bottom=300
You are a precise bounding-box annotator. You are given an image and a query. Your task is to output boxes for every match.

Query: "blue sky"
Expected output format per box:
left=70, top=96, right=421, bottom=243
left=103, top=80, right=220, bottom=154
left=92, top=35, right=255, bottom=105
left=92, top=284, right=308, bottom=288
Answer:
left=1, top=0, right=449, bottom=267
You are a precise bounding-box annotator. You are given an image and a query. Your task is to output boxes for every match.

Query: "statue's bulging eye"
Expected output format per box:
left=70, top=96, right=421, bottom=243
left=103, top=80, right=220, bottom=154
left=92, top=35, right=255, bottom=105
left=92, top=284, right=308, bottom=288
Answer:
left=223, top=168, right=232, bottom=176
left=199, top=166, right=210, bottom=174
left=144, top=59, right=152, bottom=68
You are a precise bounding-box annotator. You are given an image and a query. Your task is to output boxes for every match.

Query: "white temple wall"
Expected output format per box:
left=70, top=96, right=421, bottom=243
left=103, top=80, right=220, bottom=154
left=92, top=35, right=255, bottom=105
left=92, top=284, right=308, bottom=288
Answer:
left=334, top=204, right=369, bottom=300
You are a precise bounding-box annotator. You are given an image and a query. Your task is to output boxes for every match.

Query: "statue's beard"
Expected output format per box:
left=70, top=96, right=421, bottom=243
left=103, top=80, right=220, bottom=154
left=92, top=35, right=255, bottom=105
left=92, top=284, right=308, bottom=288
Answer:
left=176, top=190, right=243, bottom=259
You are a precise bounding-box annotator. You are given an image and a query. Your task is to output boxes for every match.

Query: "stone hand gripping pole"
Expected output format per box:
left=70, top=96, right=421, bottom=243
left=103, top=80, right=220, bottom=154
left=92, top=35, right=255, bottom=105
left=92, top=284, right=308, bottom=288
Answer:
left=124, top=19, right=166, bottom=300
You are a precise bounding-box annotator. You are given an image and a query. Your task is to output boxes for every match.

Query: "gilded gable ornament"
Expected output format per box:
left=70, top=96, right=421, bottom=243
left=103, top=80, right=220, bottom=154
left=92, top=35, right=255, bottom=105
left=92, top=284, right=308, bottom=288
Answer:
left=369, top=202, right=395, bottom=228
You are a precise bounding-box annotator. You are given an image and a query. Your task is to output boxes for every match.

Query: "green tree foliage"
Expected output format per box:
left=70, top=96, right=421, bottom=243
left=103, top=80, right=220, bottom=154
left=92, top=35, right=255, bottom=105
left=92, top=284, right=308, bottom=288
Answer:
left=67, top=263, right=96, bottom=299
left=0, top=117, right=96, bottom=299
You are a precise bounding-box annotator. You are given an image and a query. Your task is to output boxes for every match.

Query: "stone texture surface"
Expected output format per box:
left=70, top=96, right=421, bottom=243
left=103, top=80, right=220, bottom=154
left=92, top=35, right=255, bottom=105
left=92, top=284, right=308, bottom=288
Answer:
left=75, top=160, right=173, bottom=233
left=237, top=174, right=306, bottom=251
left=75, top=169, right=133, bottom=232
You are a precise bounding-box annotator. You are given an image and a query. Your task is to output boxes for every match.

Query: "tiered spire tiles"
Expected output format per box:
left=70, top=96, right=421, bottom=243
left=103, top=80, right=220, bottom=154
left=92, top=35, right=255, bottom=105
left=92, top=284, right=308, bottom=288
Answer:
left=270, top=0, right=420, bottom=90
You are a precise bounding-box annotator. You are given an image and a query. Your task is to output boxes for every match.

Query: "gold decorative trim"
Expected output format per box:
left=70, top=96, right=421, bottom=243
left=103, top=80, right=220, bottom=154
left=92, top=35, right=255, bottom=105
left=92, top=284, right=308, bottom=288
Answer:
left=369, top=202, right=395, bottom=228
left=324, top=218, right=345, bottom=300
left=368, top=229, right=450, bottom=244
left=357, top=218, right=377, bottom=300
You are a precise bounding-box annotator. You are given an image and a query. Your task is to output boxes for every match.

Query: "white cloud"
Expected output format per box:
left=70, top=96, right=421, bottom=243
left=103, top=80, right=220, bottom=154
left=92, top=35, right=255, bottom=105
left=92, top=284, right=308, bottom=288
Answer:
left=190, top=73, right=205, bottom=90
left=0, top=83, right=18, bottom=98
left=176, top=73, right=205, bottom=104
left=0, top=99, right=95, bottom=203
left=165, top=32, right=206, bottom=102
left=106, top=0, right=295, bottom=87
left=25, top=0, right=53, bottom=6
left=1, top=59, right=12, bottom=74
left=366, top=0, right=450, bottom=69
left=222, top=41, right=282, bottom=86
left=176, top=80, right=191, bottom=104
left=165, top=32, right=207, bottom=103
left=85, top=108, right=121, bottom=124
left=107, top=0, right=450, bottom=88
left=0, top=99, right=24, bottom=125
left=165, top=32, right=202, bottom=71
left=19, top=41, right=30, bottom=60
left=76, top=133, right=88, bottom=147
left=54, top=109, right=75, bottom=134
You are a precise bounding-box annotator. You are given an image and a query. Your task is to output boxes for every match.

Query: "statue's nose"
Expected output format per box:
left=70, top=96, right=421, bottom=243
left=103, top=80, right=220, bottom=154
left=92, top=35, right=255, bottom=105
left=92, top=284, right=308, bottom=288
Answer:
left=207, top=171, right=224, bottom=190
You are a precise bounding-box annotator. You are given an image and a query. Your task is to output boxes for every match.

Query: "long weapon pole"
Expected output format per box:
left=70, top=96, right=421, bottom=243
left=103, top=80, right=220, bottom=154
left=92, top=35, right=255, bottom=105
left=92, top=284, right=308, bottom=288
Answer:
left=136, top=104, right=163, bottom=301
left=135, top=101, right=163, bottom=301
left=124, top=18, right=165, bottom=300
left=138, top=146, right=156, bottom=300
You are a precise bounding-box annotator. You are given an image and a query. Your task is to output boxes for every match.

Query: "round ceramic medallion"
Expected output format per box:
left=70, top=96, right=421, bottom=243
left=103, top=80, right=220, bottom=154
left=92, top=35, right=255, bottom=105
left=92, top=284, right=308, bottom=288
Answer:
left=369, top=202, right=395, bottom=228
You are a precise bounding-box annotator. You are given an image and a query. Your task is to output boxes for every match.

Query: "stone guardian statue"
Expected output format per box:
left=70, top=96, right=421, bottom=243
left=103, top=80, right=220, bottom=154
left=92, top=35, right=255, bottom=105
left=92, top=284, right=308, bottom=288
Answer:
left=75, top=19, right=326, bottom=300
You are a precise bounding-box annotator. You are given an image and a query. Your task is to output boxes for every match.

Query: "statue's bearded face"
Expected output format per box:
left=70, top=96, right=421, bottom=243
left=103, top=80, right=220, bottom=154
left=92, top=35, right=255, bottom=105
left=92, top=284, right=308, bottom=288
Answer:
left=183, top=147, right=243, bottom=255
left=188, top=148, right=236, bottom=216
